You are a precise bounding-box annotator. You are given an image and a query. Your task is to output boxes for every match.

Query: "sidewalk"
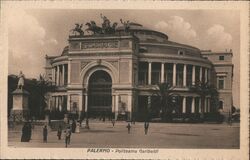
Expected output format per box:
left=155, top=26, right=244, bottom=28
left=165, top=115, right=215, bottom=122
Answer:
left=8, top=121, right=240, bottom=148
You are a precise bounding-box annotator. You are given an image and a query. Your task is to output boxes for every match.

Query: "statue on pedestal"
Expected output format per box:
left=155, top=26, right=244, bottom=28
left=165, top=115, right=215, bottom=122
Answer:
left=11, top=71, right=30, bottom=122
left=17, top=71, right=25, bottom=90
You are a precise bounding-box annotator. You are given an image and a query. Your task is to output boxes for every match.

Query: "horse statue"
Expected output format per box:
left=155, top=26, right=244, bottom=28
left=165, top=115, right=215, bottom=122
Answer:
left=70, top=23, right=84, bottom=36
left=103, top=22, right=118, bottom=34
left=120, top=19, right=130, bottom=32
left=85, top=21, right=103, bottom=35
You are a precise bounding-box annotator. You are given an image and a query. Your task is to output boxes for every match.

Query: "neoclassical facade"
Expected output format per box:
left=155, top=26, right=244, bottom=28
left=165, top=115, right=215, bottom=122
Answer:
left=45, top=22, right=233, bottom=120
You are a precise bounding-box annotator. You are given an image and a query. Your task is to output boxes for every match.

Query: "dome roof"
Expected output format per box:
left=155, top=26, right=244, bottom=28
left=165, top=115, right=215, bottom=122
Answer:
left=61, top=46, right=69, bottom=56
left=116, top=23, right=148, bottom=30
left=116, top=22, right=168, bottom=40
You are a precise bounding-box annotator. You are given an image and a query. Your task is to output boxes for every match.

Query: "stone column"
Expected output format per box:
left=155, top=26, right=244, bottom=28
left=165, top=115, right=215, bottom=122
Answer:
left=85, top=94, right=88, bottom=113
left=55, top=96, right=58, bottom=110
left=67, top=95, right=71, bottom=111
left=192, top=65, right=195, bottom=85
left=199, top=97, right=202, bottom=113
left=52, top=67, right=55, bottom=84
left=62, top=64, right=65, bottom=86
left=191, top=97, right=195, bottom=113
left=161, top=63, right=165, bottom=83
left=127, top=95, right=132, bottom=121
left=56, top=65, right=60, bottom=86
left=148, top=62, right=152, bottom=85
left=207, top=98, right=210, bottom=112
left=59, top=96, right=62, bottom=111
left=204, top=68, right=208, bottom=83
left=112, top=95, right=115, bottom=113
left=207, top=69, right=210, bottom=84
left=115, top=95, right=120, bottom=120
left=68, top=61, right=71, bottom=84
left=79, top=93, right=83, bottom=112
left=204, top=97, right=207, bottom=113
left=183, top=64, right=187, bottom=87
left=199, top=67, right=202, bottom=82
left=182, top=96, right=186, bottom=113
left=173, top=63, right=176, bottom=86
left=165, top=64, right=168, bottom=83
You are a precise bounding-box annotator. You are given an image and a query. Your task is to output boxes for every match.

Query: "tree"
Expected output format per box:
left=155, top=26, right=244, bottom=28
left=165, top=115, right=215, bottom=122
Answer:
left=189, top=80, right=219, bottom=115
left=150, top=82, right=177, bottom=122
left=36, top=74, right=56, bottom=118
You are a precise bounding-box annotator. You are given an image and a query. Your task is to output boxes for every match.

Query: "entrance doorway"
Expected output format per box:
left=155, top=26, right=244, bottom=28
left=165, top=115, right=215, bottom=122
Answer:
left=88, top=70, right=112, bottom=118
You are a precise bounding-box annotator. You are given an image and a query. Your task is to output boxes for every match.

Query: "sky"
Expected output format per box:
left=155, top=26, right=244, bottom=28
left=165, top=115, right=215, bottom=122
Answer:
left=7, top=9, right=240, bottom=107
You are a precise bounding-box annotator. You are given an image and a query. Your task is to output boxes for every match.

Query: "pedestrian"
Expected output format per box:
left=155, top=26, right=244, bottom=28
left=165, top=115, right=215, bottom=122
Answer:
left=65, top=126, right=71, bottom=148
left=71, top=120, right=76, bottom=133
left=43, top=125, right=48, bottom=143
left=57, top=125, right=62, bottom=140
left=75, top=121, right=80, bottom=133
left=126, top=122, right=131, bottom=134
left=21, top=122, right=29, bottom=142
left=85, top=119, right=90, bottom=129
left=27, top=122, right=32, bottom=141
left=111, top=119, right=115, bottom=127
left=144, top=121, right=149, bottom=135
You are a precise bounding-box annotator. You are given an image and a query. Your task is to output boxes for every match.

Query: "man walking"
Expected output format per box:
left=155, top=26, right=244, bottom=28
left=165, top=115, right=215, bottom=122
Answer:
left=65, top=126, right=71, bottom=148
left=144, top=121, right=149, bottom=135
left=43, top=125, right=48, bottom=143
left=111, top=119, right=115, bottom=127
left=57, top=125, right=62, bottom=140
left=126, top=122, right=131, bottom=134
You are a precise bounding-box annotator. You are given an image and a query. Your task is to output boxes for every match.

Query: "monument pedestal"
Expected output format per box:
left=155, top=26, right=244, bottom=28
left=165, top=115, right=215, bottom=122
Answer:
left=11, top=89, right=30, bottom=122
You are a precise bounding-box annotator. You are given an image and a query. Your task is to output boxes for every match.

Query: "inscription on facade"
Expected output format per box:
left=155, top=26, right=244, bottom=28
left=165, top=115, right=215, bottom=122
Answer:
left=81, top=41, right=118, bottom=49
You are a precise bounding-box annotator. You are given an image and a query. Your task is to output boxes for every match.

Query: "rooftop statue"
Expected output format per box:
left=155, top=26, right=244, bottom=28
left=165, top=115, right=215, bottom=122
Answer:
left=120, top=19, right=130, bottom=32
left=70, top=23, right=84, bottom=36
left=85, top=21, right=103, bottom=34
left=100, top=14, right=118, bottom=34
left=100, top=13, right=111, bottom=29
left=17, top=71, right=25, bottom=89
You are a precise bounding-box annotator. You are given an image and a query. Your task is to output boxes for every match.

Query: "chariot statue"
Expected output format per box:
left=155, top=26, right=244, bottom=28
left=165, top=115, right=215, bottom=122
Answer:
left=100, top=14, right=118, bottom=34
left=85, top=21, right=103, bottom=34
left=85, top=14, right=118, bottom=35
left=70, top=23, right=84, bottom=36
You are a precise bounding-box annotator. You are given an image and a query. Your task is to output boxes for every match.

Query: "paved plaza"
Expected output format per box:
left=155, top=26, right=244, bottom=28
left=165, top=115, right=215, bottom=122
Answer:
left=8, top=121, right=239, bottom=149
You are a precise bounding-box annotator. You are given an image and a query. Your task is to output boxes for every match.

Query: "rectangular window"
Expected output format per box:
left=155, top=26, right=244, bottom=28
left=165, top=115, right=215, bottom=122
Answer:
left=219, top=56, right=224, bottom=60
left=218, top=79, right=224, bottom=89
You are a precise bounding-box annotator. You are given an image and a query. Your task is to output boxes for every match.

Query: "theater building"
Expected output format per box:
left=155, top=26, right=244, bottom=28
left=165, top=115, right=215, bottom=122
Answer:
left=44, top=21, right=233, bottom=120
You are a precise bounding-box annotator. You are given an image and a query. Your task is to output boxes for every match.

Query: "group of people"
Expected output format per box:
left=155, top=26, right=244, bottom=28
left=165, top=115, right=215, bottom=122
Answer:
left=21, top=118, right=150, bottom=147
left=21, top=122, right=32, bottom=142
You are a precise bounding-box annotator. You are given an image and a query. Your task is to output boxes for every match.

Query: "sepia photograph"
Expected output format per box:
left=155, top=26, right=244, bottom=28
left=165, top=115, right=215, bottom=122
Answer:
left=0, top=1, right=249, bottom=159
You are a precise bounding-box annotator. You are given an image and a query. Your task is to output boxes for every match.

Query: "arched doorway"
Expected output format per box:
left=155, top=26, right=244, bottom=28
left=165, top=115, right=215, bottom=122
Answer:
left=88, top=70, right=112, bottom=118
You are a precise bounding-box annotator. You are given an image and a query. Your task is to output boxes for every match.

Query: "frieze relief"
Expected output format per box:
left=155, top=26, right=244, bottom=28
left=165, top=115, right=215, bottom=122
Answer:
left=69, top=42, right=81, bottom=50
left=81, top=41, right=118, bottom=49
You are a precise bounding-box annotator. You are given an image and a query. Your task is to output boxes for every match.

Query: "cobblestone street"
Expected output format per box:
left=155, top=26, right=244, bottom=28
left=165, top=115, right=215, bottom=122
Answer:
left=8, top=121, right=240, bottom=149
